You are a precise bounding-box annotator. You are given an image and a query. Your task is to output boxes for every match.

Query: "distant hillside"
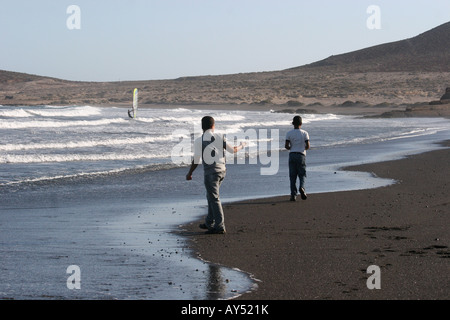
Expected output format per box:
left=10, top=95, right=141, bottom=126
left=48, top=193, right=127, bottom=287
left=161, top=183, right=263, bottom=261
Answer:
left=1, top=22, right=449, bottom=107
left=0, top=70, right=57, bottom=84
left=290, top=21, right=450, bottom=72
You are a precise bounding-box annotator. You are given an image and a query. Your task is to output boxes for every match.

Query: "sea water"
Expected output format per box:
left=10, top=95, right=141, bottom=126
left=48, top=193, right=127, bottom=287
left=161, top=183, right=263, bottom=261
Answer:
left=0, top=105, right=449, bottom=299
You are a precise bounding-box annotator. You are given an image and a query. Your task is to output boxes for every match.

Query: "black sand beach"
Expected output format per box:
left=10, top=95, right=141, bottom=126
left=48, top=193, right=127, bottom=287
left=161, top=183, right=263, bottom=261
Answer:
left=182, top=141, right=450, bottom=300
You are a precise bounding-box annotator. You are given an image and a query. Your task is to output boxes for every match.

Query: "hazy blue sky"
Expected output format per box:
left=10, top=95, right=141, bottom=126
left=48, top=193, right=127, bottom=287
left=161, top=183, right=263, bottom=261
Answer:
left=1, top=0, right=449, bottom=81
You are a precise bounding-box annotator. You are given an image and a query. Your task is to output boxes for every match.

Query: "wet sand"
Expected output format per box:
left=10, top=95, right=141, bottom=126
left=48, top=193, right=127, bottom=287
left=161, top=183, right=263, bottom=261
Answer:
left=182, top=141, right=450, bottom=300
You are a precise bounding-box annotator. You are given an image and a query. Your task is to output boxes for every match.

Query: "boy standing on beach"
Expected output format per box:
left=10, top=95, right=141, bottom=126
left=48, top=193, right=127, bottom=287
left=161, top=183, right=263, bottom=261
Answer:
left=285, top=116, right=310, bottom=202
left=186, top=116, right=245, bottom=234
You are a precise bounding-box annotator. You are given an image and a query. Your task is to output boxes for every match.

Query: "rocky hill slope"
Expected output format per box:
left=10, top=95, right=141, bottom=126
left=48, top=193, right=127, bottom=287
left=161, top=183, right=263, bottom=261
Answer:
left=1, top=22, right=449, bottom=109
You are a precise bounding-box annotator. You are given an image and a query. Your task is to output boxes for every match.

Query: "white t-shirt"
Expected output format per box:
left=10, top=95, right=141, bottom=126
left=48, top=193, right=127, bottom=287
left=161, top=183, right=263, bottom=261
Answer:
left=286, top=129, right=310, bottom=155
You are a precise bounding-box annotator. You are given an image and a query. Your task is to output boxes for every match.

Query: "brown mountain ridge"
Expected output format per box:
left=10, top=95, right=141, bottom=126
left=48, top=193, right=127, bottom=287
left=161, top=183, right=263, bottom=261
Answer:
left=1, top=21, right=449, bottom=110
left=293, top=21, right=450, bottom=72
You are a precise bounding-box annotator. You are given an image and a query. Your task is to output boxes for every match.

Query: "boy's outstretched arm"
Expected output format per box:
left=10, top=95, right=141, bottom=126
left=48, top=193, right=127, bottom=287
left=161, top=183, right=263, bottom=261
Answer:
left=186, top=161, right=198, bottom=180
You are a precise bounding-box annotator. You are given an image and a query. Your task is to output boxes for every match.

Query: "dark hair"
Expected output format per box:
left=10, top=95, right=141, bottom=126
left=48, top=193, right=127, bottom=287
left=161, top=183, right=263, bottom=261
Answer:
left=292, top=116, right=302, bottom=126
left=202, top=116, right=215, bottom=131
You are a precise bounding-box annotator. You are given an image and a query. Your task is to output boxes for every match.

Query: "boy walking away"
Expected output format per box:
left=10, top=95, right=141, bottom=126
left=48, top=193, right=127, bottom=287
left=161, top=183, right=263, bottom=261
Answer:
left=186, top=116, right=246, bottom=234
left=285, top=116, right=310, bottom=202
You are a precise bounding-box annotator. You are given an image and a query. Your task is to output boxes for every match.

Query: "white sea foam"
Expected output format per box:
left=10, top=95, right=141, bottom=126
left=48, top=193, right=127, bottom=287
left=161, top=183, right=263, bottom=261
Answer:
left=1, top=105, right=449, bottom=185
left=0, top=135, right=174, bottom=152
left=0, top=109, right=33, bottom=118
left=135, top=117, right=155, bottom=123
left=384, top=128, right=438, bottom=141
left=0, top=118, right=127, bottom=129
left=219, top=114, right=339, bottom=134
left=0, top=151, right=167, bottom=164
left=0, top=105, right=101, bottom=119
left=26, top=105, right=101, bottom=117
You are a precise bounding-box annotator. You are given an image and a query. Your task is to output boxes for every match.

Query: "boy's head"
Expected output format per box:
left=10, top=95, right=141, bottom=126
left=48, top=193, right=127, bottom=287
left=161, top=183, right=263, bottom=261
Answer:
left=202, top=116, right=215, bottom=131
left=292, top=116, right=302, bottom=127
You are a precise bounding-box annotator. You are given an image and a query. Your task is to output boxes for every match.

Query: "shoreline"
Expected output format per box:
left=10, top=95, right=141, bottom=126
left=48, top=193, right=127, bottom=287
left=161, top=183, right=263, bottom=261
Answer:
left=75, top=102, right=450, bottom=119
left=2, top=101, right=449, bottom=119
left=181, top=141, right=450, bottom=300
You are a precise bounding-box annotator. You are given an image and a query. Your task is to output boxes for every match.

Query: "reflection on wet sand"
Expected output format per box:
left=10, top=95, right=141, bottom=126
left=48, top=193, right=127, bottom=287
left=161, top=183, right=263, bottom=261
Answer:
left=206, top=264, right=227, bottom=299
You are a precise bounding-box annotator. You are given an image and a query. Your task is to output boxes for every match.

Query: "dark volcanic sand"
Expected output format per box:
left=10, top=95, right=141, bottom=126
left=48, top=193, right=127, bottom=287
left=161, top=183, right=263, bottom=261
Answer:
left=182, top=141, right=450, bottom=300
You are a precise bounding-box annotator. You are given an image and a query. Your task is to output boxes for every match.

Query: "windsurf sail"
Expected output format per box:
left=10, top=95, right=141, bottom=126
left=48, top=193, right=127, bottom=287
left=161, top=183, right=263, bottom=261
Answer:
left=132, top=88, right=138, bottom=118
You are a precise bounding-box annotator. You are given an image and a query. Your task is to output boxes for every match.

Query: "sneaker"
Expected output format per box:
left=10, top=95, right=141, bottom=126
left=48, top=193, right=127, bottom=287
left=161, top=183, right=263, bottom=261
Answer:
left=300, top=188, right=307, bottom=200
left=290, top=195, right=297, bottom=202
left=199, top=223, right=209, bottom=230
left=205, top=228, right=226, bottom=234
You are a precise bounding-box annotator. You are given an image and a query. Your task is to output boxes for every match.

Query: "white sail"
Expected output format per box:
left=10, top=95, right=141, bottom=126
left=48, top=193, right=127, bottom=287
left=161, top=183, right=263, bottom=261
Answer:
left=132, top=88, right=138, bottom=118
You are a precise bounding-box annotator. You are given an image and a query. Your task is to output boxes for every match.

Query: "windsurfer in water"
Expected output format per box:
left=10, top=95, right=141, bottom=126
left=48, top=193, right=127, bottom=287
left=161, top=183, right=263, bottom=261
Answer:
left=129, top=88, right=138, bottom=119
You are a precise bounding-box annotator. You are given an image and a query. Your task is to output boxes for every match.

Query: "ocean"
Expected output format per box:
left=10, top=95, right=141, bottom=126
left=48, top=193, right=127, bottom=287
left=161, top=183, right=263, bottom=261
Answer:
left=0, top=105, right=449, bottom=299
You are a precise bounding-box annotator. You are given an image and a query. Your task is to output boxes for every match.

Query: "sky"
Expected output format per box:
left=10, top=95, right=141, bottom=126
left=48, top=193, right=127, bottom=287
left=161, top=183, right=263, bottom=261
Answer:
left=0, top=0, right=449, bottom=82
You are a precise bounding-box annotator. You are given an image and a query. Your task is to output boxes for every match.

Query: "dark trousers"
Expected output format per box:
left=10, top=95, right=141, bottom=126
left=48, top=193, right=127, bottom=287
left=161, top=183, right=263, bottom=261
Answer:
left=204, top=171, right=226, bottom=231
left=289, top=153, right=306, bottom=196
